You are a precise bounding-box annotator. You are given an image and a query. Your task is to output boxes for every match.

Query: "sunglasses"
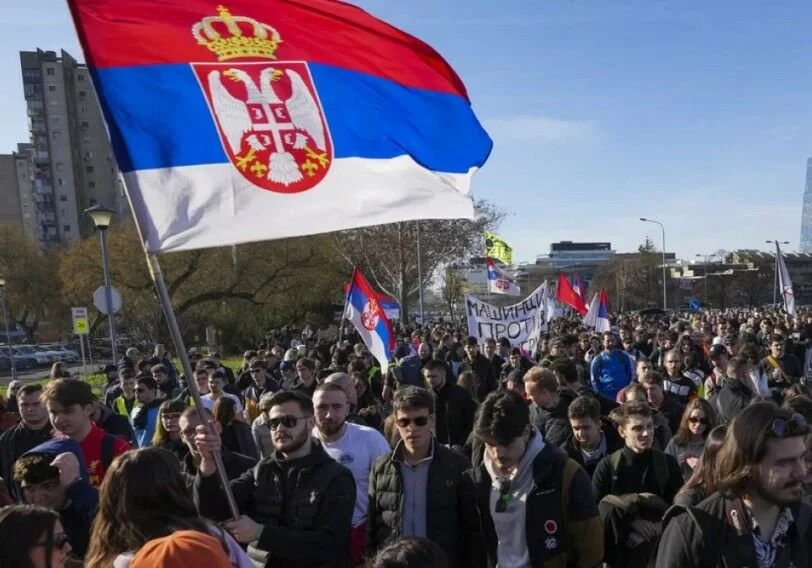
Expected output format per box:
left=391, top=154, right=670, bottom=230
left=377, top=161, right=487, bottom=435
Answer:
left=268, top=415, right=307, bottom=430
left=768, top=414, right=808, bottom=438
left=396, top=416, right=430, bottom=428
left=687, top=417, right=708, bottom=425
left=495, top=480, right=512, bottom=513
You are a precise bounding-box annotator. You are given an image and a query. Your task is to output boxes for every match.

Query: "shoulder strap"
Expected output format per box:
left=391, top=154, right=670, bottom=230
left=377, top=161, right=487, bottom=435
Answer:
left=101, top=433, right=115, bottom=471
left=652, top=450, right=669, bottom=498
left=796, top=501, right=812, bottom=536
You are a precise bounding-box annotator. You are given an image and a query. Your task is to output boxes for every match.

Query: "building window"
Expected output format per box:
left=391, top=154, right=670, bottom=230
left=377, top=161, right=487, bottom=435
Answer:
left=88, top=181, right=96, bottom=188
left=52, top=116, right=59, bottom=124
left=86, top=166, right=94, bottom=173
left=81, top=121, right=89, bottom=128
left=48, top=85, right=56, bottom=92
left=80, top=106, right=88, bottom=113
left=78, top=90, right=86, bottom=97
left=57, top=179, right=64, bottom=186
left=85, top=151, right=94, bottom=159
left=63, top=225, right=70, bottom=232
left=46, top=68, right=55, bottom=76
left=59, top=195, right=68, bottom=202
left=89, top=198, right=97, bottom=206
left=55, top=162, right=63, bottom=171
left=52, top=131, right=61, bottom=140
left=77, top=74, right=85, bottom=82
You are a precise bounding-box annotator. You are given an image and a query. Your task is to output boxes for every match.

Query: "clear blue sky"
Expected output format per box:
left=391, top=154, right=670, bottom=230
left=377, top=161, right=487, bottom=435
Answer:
left=2, top=1, right=811, bottom=262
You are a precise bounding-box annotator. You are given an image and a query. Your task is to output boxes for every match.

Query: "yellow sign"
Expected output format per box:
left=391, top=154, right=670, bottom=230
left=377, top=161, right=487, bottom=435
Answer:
left=484, top=231, right=513, bottom=265
left=71, top=307, right=89, bottom=335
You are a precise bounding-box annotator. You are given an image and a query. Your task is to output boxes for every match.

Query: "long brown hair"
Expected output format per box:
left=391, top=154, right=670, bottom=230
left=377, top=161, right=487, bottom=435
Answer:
left=85, top=448, right=209, bottom=568
left=715, top=402, right=808, bottom=497
left=677, top=425, right=727, bottom=497
left=673, top=399, right=718, bottom=445
left=152, top=398, right=187, bottom=447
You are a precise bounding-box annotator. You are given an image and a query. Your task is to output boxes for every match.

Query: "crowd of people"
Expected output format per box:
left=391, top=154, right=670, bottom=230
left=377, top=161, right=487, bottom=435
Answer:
left=0, top=307, right=810, bottom=567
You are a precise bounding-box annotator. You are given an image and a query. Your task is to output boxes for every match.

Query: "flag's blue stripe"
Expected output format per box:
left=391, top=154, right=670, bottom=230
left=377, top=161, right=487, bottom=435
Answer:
left=93, top=62, right=492, bottom=174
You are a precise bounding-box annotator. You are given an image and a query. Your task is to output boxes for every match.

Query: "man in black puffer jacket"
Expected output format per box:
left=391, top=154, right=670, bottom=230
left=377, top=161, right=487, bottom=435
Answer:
left=422, top=360, right=477, bottom=449
left=194, top=390, right=355, bottom=568
left=366, top=386, right=477, bottom=567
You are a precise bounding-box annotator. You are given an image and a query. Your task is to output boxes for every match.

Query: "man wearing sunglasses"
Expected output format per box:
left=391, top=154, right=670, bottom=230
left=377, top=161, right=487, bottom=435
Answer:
left=658, top=402, right=812, bottom=568
left=194, top=389, right=355, bottom=567
left=366, top=386, right=475, bottom=567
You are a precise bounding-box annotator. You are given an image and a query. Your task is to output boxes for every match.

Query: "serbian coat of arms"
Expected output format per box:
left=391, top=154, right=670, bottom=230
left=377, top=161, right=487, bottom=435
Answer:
left=191, top=6, right=332, bottom=194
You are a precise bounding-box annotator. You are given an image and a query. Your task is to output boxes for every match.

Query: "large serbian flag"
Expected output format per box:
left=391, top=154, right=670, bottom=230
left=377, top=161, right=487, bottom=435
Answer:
left=67, top=1, right=493, bottom=253
left=344, top=268, right=395, bottom=373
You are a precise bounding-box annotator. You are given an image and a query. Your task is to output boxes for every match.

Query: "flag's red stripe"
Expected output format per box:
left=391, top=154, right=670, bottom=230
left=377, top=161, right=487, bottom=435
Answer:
left=67, top=0, right=469, bottom=99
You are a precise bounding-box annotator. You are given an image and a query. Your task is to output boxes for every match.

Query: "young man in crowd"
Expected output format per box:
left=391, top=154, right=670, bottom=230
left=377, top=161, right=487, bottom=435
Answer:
left=482, top=337, right=505, bottom=384
left=202, top=370, right=243, bottom=414
left=177, top=406, right=255, bottom=488
left=130, top=375, right=162, bottom=448
left=177, top=366, right=213, bottom=407
left=42, top=379, right=130, bottom=487
left=590, top=332, right=634, bottom=401
left=561, top=395, right=623, bottom=477
left=592, top=401, right=683, bottom=566
left=312, top=383, right=391, bottom=566
left=464, top=390, right=603, bottom=567
left=366, top=386, right=473, bottom=567
left=243, top=359, right=280, bottom=423
left=422, top=359, right=477, bottom=449
left=111, top=369, right=138, bottom=418
left=294, top=357, right=318, bottom=398
left=704, top=343, right=730, bottom=400
left=13, top=438, right=98, bottom=558
left=462, top=337, right=498, bottom=400
left=152, top=363, right=181, bottom=400
left=662, top=349, right=701, bottom=404
left=639, top=371, right=685, bottom=436
left=525, top=367, right=574, bottom=447
left=194, top=390, right=355, bottom=567
left=761, top=333, right=803, bottom=391
left=551, top=358, right=619, bottom=416
left=658, top=402, right=811, bottom=567
left=0, top=384, right=53, bottom=500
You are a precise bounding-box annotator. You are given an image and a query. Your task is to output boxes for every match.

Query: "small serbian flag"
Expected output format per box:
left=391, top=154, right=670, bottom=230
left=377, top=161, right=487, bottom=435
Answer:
left=486, top=257, right=521, bottom=296
left=344, top=268, right=395, bottom=373
left=66, top=0, right=492, bottom=253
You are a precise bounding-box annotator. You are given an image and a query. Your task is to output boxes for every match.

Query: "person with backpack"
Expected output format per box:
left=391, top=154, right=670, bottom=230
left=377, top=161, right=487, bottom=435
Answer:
left=590, top=332, right=634, bottom=401
left=42, top=379, right=131, bottom=487
left=591, top=401, right=682, bottom=567
left=463, top=390, right=603, bottom=568
left=657, top=402, right=811, bottom=568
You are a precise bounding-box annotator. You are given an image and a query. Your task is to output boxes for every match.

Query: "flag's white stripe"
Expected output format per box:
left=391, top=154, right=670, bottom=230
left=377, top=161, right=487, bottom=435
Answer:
left=125, top=156, right=477, bottom=253
left=345, top=304, right=390, bottom=375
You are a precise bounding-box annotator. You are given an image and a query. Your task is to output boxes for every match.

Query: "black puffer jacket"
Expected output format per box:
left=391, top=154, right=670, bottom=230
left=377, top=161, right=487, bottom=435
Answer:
left=195, top=439, right=355, bottom=568
left=366, top=441, right=474, bottom=567
left=433, top=382, right=477, bottom=447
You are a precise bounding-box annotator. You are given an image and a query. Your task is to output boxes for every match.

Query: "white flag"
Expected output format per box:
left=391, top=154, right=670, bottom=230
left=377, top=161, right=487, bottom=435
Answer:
left=776, top=242, right=796, bottom=316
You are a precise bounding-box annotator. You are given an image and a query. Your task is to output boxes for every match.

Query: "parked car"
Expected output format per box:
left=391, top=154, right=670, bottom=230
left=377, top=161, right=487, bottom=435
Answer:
left=0, top=354, right=10, bottom=372
left=13, top=346, right=50, bottom=366
left=43, top=344, right=80, bottom=363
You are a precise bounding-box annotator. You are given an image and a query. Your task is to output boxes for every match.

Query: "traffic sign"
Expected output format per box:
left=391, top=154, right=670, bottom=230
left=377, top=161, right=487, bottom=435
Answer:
left=688, top=298, right=701, bottom=312
left=71, top=307, right=89, bottom=335
left=93, top=286, right=123, bottom=315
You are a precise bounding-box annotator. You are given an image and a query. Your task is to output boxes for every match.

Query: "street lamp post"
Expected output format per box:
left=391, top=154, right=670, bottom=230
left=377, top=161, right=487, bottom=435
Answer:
left=640, top=218, right=667, bottom=310
left=0, top=278, right=16, bottom=380
left=85, top=205, right=118, bottom=365
left=766, top=240, right=789, bottom=306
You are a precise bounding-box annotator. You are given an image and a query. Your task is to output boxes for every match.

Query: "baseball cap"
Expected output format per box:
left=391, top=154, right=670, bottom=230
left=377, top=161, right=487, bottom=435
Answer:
left=131, top=530, right=232, bottom=568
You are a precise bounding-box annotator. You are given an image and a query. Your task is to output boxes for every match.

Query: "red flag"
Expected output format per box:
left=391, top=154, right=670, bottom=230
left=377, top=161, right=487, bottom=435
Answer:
left=556, top=273, right=588, bottom=315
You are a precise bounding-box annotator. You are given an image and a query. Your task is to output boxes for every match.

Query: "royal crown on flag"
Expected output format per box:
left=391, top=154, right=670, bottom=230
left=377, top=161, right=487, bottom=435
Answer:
left=192, top=5, right=282, bottom=61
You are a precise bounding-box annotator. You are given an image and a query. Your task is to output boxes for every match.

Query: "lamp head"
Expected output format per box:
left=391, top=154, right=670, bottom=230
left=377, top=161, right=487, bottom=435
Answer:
left=0, top=277, right=5, bottom=288
left=84, top=204, right=115, bottom=230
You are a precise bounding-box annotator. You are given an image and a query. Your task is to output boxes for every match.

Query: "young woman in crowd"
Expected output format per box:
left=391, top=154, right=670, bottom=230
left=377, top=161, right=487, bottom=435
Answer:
left=213, top=397, right=258, bottom=459
left=672, top=425, right=727, bottom=507
left=0, top=504, right=72, bottom=568
left=151, top=399, right=188, bottom=463
left=665, top=398, right=718, bottom=480
left=84, top=447, right=251, bottom=568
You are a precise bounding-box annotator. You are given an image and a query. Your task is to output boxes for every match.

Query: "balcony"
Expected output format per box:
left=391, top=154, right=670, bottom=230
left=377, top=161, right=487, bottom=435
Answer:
left=33, top=151, right=50, bottom=163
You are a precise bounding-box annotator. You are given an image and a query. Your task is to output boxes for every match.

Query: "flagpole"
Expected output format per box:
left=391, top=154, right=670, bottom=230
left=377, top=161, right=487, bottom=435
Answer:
left=337, top=268, right=355, bottom=346
left=145, top=253, right=240, bottom=519
left=118, top=174, right=240, bottom=520
left=416, top=221, right=425, bottom=324
left=767, top=240, right=789, bottom=308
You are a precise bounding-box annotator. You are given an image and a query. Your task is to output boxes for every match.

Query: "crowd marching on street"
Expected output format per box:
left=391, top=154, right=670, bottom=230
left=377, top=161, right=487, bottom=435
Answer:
left=0, top=306, right=810, bottom=567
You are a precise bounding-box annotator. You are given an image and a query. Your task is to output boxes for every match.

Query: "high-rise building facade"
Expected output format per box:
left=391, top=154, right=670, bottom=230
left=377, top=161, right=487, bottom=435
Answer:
left=801, top=158, right=812, bottom=253
left=19, top=49, right=123, bottom=248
